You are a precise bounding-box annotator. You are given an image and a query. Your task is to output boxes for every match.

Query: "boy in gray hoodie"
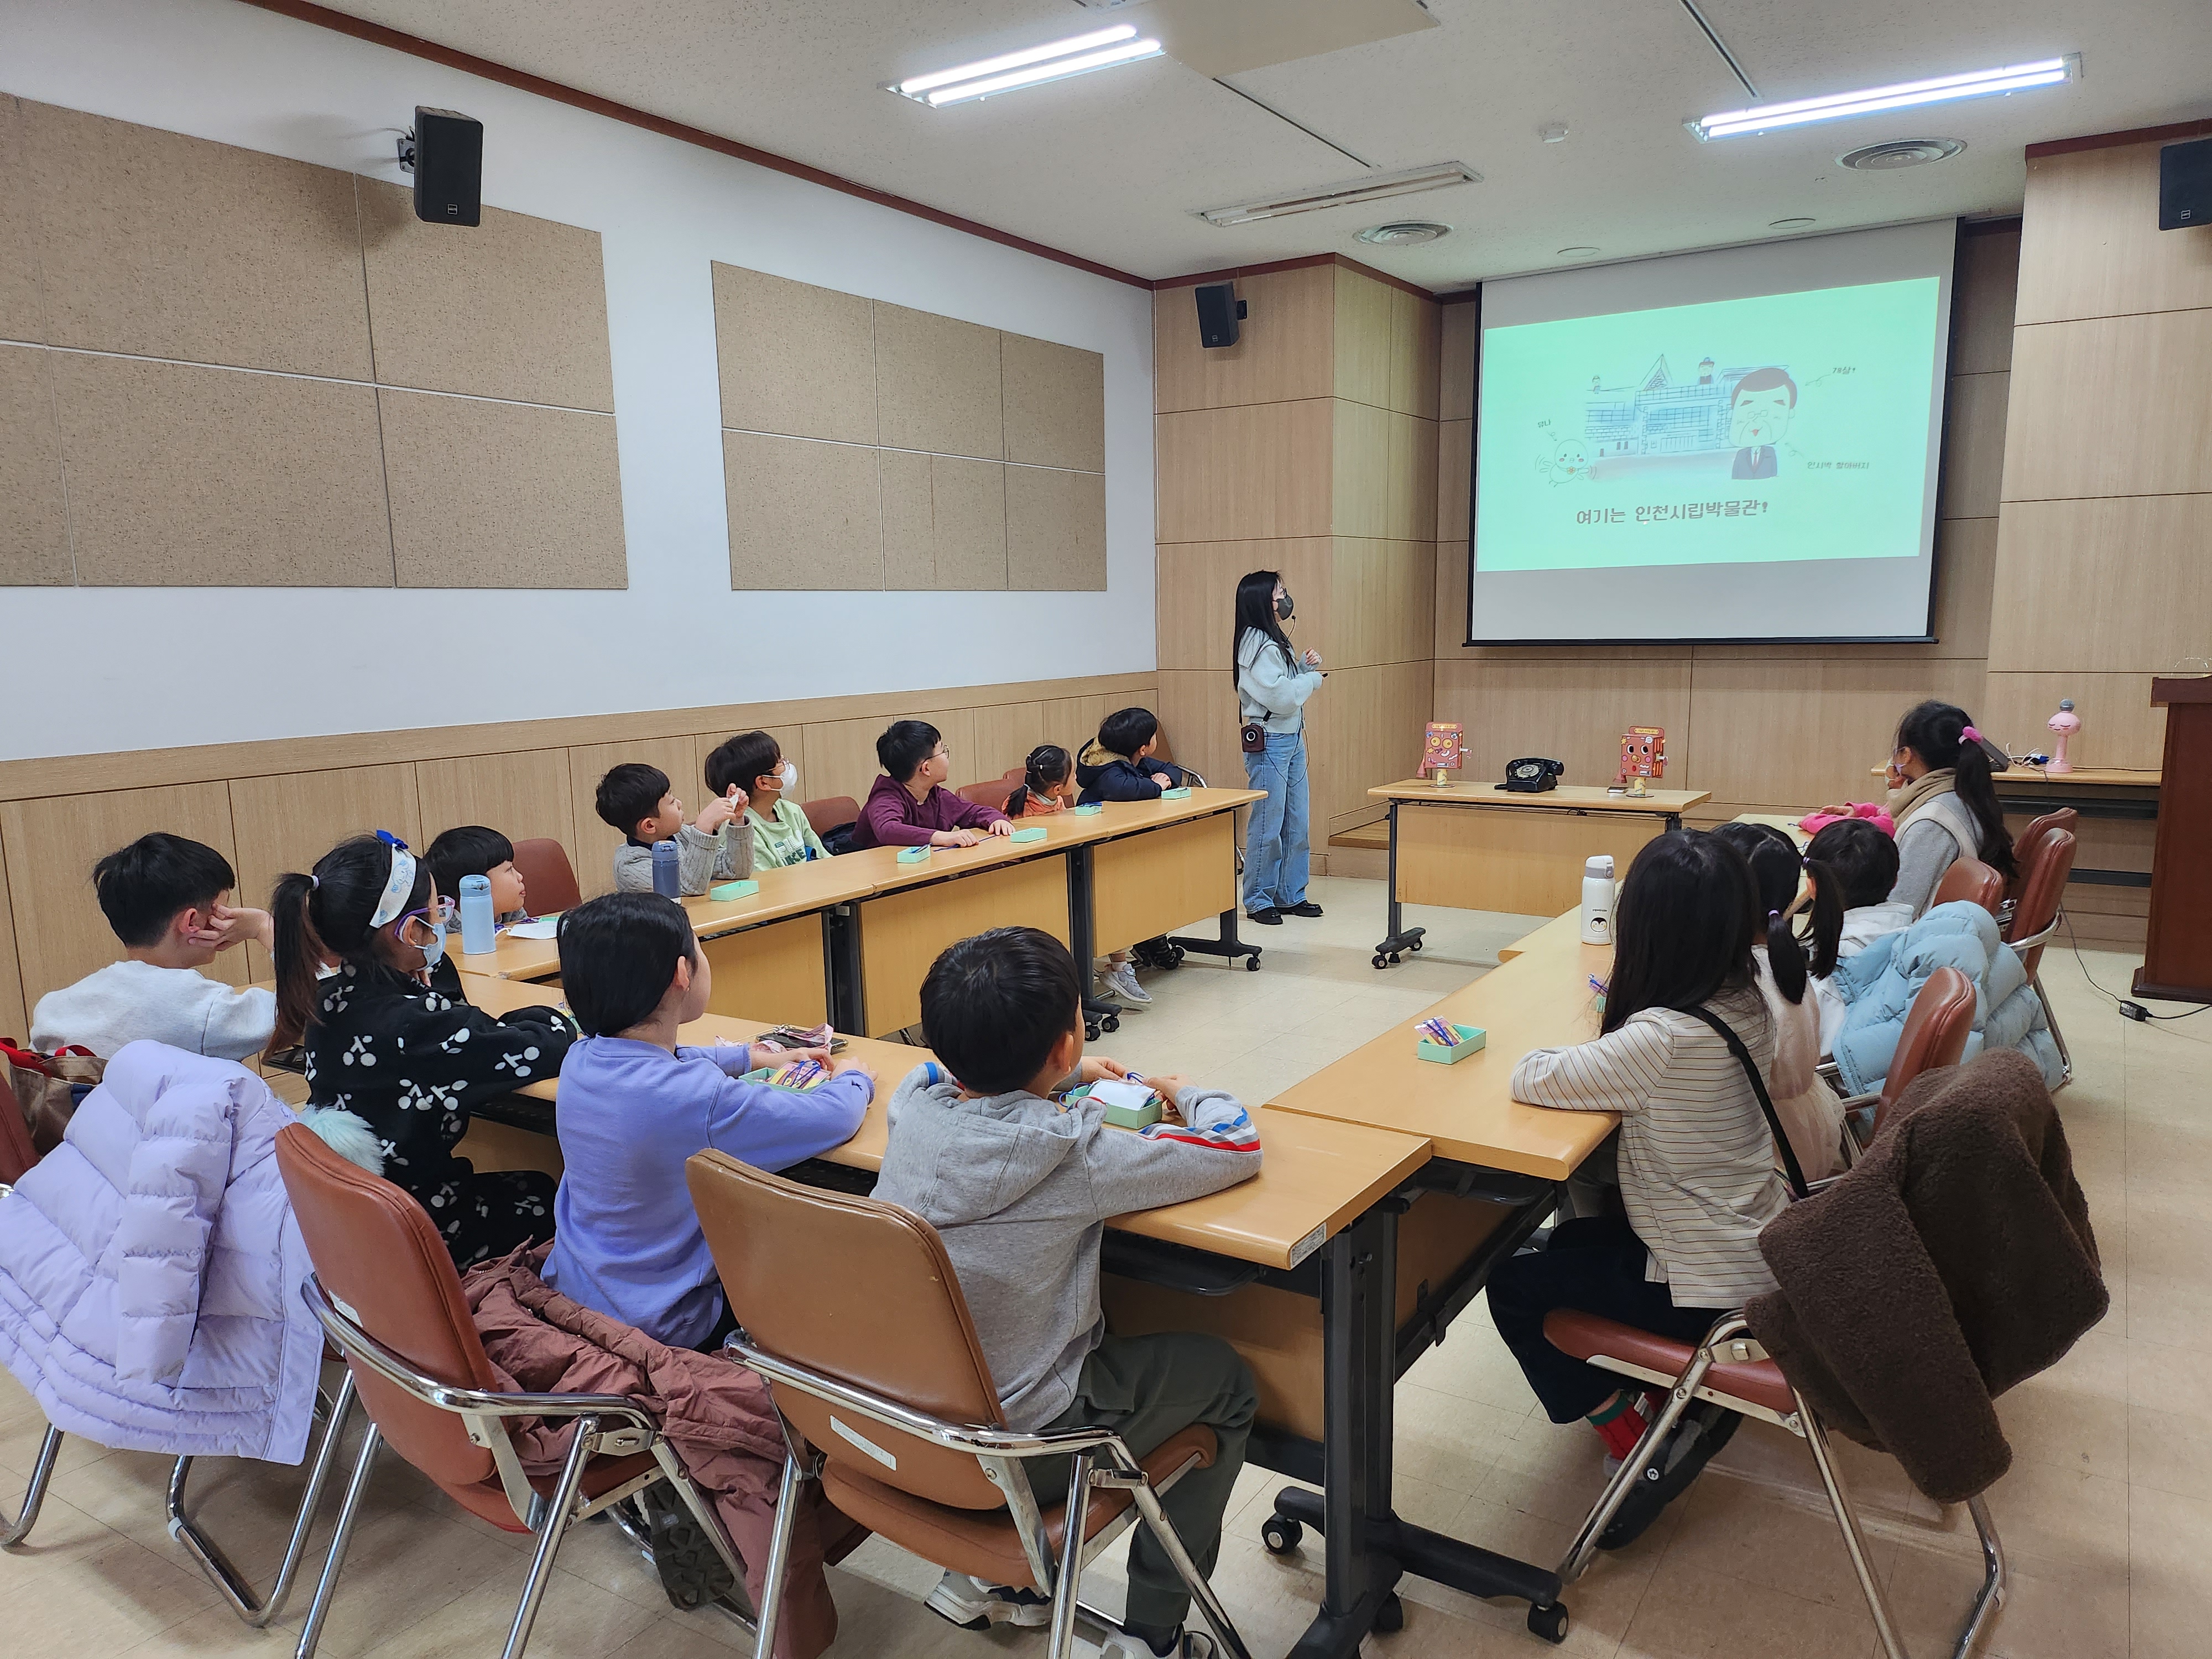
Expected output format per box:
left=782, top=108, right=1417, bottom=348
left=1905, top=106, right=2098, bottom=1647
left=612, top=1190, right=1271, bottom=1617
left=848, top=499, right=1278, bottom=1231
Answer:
left=874, top=926, right=1261, bottom=1657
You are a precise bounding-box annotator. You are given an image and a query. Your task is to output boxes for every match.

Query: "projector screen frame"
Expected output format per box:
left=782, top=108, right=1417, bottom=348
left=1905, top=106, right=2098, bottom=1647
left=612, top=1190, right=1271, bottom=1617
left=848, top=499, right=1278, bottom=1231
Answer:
left=1458, top=221, right=1964, bottom=648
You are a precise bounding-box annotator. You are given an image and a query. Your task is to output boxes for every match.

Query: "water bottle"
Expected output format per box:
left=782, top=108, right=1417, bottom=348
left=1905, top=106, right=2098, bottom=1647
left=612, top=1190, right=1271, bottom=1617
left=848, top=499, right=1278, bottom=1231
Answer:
left=1580, top=854, right=1616, bottom=945
left=651, top=839, right=681, bottom=900
left=458, top=874, right=495, bottom=956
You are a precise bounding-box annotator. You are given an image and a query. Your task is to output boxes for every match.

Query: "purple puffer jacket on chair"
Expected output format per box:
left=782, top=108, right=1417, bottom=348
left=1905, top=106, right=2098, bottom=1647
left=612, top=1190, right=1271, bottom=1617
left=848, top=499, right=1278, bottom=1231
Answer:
left=0, top=1042, right=322, bottom=1462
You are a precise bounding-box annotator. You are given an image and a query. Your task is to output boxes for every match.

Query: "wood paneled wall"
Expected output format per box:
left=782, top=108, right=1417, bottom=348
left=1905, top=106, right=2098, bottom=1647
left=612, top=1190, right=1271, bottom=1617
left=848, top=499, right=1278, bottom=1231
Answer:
left=0, top=671, right=1155, bottom=1036
left=1154, top=262, right=1439, bottom=838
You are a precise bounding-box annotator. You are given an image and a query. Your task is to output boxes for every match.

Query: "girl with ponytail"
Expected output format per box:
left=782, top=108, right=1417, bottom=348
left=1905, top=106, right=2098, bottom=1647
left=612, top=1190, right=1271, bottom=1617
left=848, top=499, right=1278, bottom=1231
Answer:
left=275, top=832, right=577, bottom=1267
left=1004, top=745, right=1152, bottom=1007
left=1885, top=700, right=2016, bottom=916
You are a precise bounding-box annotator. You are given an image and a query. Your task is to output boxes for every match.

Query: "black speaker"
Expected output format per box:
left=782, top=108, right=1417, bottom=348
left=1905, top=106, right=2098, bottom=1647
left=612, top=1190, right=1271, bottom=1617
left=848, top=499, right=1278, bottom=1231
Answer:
left=1194, top=281, right=1247, bottom=349
left=2159, top=135, right=2212, bottom=230
left=411, top=107, right=482, bottom=227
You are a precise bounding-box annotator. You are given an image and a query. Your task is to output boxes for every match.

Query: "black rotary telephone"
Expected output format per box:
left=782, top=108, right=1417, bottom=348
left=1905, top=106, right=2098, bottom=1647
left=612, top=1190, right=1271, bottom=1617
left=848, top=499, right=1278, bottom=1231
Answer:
left=1500, top=757, right=1565, bottom=793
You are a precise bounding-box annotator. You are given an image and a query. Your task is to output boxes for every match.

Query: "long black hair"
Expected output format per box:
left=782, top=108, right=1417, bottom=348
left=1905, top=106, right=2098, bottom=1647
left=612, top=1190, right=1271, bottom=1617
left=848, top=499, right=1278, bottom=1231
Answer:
left=1601, top=831, right=1760, bottom=1035
left=1232, top=568, right=1296, bottom=682
left=1709, top=820, right=1842, bottom=1001
left=1006, top=743, right=1072, bottom=818
left=1896, top=700, right=2015, bottom=878
left=273, top=833, right=433, bottom=1032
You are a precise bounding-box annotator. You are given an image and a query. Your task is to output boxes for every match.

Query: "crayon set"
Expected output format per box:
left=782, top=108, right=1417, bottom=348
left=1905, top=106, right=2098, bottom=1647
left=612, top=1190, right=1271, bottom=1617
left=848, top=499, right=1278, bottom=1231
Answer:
left=769, top=1057, right=828, bottom=1091
left=1418, top=1016, right=1465, bottom=1048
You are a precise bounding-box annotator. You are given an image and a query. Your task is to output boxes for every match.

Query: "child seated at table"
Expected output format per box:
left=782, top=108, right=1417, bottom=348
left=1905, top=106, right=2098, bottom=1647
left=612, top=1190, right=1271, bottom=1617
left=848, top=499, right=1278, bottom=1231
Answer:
left=425, top=825, right=532, bottom=925
left=1486, top=830, right=1796, bottom=1547
left=1010, top=744, right=1151, bottom=1009
left=851, top=720, right=1013, bottom=849
left=705, top=730, right=828, bottom=870
left=875, top=926, right=1261, bottom=1650
left=1804, top=817, right=1912, bottom=1054
left=1076, top=707, right=1188, bottom=804
left=30, top=832, right=276, bottom=1060
left=596, top=761, right=753, bottom=895
left=541, top=891, right=873, bottom=1349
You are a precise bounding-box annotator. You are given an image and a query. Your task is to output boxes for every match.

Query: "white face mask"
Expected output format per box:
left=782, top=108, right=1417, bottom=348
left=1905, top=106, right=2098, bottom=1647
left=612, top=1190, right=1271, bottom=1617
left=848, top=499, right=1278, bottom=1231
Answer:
left=417, top=925, right=446, bottom=973
left=779, top=761, right=797, bottom=792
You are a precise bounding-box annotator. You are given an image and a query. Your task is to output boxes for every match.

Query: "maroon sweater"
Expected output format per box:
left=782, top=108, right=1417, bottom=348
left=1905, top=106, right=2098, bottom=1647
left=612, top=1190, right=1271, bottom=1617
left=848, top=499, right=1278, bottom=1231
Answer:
left=851, top=775, right=1009, bottom=848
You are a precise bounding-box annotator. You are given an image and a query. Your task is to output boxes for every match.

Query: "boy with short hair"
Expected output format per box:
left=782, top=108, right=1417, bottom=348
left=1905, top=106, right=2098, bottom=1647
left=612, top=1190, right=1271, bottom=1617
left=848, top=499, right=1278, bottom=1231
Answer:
left=30, top=832, right=276, bottom=1060
left=594, top=762, right=754, bottom=895
left=849, top=719, right=1013, bottom=850
left=1076, top=707, right=1187, bottom=804
left=542, top=890, right=873, bottom=1349
left=425, top=825, right=530, bottom=923
left=705, top=730, right=829, bottom=869
left=874, top=926, right=1260, bottom=1653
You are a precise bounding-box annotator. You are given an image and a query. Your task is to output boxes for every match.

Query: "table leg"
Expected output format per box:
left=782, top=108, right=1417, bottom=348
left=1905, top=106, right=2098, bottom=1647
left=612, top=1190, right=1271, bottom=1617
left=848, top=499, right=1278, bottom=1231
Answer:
left=827, top=903, right=864, bottom=1035
left=1373, top=801, right=1427, bottom=969
left=1167, top=906, right=1262, bottom=971
left=1067, top=844, right=1123, bottom=1035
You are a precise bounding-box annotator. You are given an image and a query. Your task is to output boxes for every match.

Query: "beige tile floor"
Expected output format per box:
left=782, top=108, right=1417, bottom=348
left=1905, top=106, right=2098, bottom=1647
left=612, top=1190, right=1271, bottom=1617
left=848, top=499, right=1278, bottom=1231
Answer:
left=0, top=875, right=2195, bottom=1658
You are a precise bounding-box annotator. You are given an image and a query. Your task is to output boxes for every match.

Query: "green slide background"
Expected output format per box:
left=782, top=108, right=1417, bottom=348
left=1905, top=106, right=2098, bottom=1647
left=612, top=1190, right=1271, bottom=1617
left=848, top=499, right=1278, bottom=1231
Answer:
left=1474, top=278, right=1942, bottom=573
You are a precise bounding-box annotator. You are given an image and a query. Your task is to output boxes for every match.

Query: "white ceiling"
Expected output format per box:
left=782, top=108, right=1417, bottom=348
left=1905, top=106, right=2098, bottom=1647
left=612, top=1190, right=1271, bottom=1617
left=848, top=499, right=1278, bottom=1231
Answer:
left=311, top=0, right=2212, bottom=288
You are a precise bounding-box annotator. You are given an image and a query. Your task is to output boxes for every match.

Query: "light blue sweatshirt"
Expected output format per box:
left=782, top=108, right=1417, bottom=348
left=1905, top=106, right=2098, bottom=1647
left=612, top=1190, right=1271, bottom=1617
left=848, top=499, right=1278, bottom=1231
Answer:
left=542, top=1035, right=870, bottom=1347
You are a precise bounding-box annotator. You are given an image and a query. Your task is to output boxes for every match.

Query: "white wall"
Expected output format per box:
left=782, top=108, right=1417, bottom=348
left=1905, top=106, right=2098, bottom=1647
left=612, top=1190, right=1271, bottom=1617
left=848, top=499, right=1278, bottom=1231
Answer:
left=0, top=0, right=1157, bottom=761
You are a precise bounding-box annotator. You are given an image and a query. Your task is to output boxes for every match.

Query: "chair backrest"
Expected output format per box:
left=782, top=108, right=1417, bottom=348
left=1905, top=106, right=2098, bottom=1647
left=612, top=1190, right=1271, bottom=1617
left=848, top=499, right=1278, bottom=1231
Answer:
left=2008, top=829, right=2076, bottom=976
left=802, top=795, right=860, bottom=836
left=2005, top=808, right=2078, bottom=915
left=687, top=1149, right=1009, bottom=1510
left=273, top=1124, right=504, bottom=1492
left=1876, top=965, right=1977, bottom=1125
left=956, top=779, right=1017, bottom=813
left=1931, top=856, right=2006, bottom=917
left=510, top=837, right=582, bottom=916
left=1002, top=766, right=1027, bottom=783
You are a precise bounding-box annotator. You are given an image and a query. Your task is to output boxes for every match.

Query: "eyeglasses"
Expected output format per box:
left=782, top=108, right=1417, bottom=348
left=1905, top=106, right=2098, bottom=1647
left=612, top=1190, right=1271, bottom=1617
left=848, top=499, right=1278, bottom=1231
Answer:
left=398, top=896, right=457, bottom=941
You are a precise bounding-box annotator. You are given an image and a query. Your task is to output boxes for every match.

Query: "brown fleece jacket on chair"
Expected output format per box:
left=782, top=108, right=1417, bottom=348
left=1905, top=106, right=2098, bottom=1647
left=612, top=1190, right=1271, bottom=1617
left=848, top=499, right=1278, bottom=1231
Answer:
left=1745, top=1048, right=2106, bottom=1503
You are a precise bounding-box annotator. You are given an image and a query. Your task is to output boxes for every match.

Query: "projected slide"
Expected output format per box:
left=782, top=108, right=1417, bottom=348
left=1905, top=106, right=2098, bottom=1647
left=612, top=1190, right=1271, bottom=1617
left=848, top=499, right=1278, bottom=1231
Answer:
left=1475, top=278, right=1943, bottom=573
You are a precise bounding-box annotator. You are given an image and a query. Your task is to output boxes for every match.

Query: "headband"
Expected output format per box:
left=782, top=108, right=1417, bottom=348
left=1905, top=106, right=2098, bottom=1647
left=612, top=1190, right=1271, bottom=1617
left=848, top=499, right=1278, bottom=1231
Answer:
left=367, top=831, right=418, bottom=930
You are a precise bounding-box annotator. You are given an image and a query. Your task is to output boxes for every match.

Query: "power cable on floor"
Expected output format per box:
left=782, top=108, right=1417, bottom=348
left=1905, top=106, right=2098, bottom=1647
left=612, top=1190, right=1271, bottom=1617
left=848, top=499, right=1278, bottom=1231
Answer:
left=2062, top=911, right=2210, bottom=1021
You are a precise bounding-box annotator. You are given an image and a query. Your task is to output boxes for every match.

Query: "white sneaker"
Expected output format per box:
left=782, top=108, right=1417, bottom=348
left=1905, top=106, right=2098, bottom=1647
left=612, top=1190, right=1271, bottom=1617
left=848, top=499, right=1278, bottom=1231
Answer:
left=1107, top=963, right=1153, bottom=1008
left=925, top=1569, right=1052, bottom=1629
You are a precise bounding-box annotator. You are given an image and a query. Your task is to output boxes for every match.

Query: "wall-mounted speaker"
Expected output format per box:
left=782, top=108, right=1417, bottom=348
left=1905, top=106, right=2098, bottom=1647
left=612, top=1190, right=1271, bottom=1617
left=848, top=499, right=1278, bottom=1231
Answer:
left=409, top=107, right=483, bottom=227
left=2160, top=136, right=2212, bottom=230
left=1194, top=280, right=1248, bottom=348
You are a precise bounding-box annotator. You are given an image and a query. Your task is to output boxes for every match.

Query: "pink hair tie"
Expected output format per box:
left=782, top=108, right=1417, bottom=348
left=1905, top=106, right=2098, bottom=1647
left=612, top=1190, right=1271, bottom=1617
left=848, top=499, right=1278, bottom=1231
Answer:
left=1960, top=725, right=1981, bottom=743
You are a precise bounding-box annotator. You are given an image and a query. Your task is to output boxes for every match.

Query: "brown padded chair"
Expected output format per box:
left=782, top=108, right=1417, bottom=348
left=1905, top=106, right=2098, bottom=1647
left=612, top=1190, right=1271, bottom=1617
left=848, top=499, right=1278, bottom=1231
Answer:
left=957, top=778, right=1018, bottom=813
left=2004, top=825, right=2078, bottom=1084
left=802, top=795, right=860, bottom=837
left=1823, top=964, right=1978, bottom=1162
left=686, top=1149, right=1251, bottom=1659
left=1931, top=855, right=2007, bottom=917
left=509, top=837, right=582, bottom=916
left=2002, top=808, right=2077, bottom=927
left=273, top=1125, right=748, bottom=1659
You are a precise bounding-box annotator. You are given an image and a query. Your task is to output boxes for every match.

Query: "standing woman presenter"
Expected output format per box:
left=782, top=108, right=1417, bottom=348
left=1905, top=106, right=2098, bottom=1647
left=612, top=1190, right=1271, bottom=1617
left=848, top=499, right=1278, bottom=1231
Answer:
left=1234, top=570, right=1326, bottom=924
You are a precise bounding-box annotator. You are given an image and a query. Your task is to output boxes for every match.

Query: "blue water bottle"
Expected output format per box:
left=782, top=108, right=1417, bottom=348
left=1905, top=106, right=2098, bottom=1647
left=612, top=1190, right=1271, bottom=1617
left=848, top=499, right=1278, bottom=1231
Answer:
left=458, top=873, right=495, bottom=956
left=651, top=839, right=681, bottom=900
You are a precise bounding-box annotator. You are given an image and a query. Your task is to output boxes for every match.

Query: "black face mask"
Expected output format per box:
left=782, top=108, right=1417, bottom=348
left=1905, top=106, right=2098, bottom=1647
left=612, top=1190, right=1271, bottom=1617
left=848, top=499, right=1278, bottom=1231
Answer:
left=1275, top=592, right=1295, bottom=620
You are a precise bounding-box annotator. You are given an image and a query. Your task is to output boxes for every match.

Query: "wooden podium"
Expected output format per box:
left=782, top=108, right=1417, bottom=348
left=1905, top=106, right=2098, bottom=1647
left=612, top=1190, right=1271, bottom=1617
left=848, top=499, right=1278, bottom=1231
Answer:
left=2135, top=677, right=2212, bottom=1003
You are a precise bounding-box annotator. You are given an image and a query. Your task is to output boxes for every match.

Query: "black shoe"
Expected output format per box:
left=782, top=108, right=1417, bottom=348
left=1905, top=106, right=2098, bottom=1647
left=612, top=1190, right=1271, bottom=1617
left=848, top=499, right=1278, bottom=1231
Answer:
left=637, top=1480, right=737, bottom=1611
left=1596, top=1401, right=1740, bottom=1551
left=1283, top=901, right=1324, bottom=918
left=1247, top=907, right=1284, bottom=926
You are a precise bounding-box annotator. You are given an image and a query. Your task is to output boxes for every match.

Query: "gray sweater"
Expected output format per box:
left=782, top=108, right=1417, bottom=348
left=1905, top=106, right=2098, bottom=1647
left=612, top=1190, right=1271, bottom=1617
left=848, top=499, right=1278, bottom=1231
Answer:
left=612, top=822, right=753, bottom=896
left=874, top=1063, right=1262, bottom=1428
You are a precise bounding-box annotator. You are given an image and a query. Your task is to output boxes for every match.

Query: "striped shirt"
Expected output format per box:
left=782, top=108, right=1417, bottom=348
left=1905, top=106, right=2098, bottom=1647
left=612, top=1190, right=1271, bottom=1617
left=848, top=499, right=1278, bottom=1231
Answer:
left=1512, top=985, right=1787, bottom=1308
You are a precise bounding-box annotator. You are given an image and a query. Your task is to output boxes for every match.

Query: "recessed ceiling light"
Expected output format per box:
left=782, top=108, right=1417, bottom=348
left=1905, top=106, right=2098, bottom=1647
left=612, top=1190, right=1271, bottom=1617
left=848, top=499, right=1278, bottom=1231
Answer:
left=1355, top=221, right=1451, bottom=246
left=1197, top=162, right=1480, bottom=227
left=886, top=22, right=1161, bottom=108
left=1768, top=216, right=1818, bottom=228
left=1558, top=246, right=1600, bottom=258
left=1689, top=54, right=2077, bottom=140
left=1839, top=138, right=1967, bottom=170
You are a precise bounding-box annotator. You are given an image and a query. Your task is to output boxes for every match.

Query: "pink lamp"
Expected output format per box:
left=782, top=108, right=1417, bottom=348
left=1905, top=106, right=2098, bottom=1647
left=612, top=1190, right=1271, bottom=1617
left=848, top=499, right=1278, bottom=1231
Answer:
left=2047, top=699, right=2080, bottom=775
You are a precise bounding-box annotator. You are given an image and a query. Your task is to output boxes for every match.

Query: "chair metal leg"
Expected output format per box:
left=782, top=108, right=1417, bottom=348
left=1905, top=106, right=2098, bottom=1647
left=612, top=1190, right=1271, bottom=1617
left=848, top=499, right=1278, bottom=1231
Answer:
left=1952, top=1495, right=2007, bottom=1658
left=1126, top=1472, right=1256, bottom=1659
left=1045, top=1452, right=1093, bottom=1659
left=169, top=1374, right=356, bottom=1626
left=296, top=1421, right=382, bottom=1659
left=2033, top=970, right=2072, bottom=1087
left=1, top=1423, right=62, bottom=1548
left=647, top=1440, right=754, bottom=1617
left=501, top=1416, right=597, bottom=1659
left=750, top=1454, right=807, bottom=1659
left=1798, top=1399, right=1911, bottom=1659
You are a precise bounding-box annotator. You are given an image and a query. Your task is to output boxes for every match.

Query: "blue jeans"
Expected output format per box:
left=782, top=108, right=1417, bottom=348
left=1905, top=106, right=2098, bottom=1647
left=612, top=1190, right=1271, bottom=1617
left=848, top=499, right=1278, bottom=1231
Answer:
left=1241, top=731, right=1310, bottom=912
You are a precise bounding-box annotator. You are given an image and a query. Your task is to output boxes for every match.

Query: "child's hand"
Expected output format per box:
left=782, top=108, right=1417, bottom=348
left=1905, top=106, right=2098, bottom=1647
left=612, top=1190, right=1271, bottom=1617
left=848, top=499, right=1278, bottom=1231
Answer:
left=932, top=829, right=981, bottom=848
left=770, top=1045, right=833, bottom=1068
left=202, top=904, right=275, bottom=953
left=1145, top=1073, right=1197, bottom=1108
left=696, top=795, right=739, bottom=833
left=827, top=1052, right=877, bottom=1089
left=985, top=818, right=1014, bottom=837
left=1075, top=1056, right=1130, bottom=1084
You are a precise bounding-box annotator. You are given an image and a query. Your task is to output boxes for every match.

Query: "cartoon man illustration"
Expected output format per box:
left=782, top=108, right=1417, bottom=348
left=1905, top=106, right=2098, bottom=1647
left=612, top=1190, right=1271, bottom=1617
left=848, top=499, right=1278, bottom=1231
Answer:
left=1537, top=436, right=1592, bottom=485
left=1728, top=367, right=1796, bottom=478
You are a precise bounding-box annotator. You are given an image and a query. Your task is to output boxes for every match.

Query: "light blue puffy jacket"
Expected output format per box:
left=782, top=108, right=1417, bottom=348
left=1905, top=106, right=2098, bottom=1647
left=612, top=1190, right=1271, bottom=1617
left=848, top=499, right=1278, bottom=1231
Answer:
left=1828, top=901, right=2064, bottom=1097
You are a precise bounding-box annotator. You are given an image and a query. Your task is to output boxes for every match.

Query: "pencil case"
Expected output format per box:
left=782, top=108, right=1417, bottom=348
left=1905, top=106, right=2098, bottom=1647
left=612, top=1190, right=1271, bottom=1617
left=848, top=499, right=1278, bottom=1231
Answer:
left=1065, top=1080, right=1164, bottom=1129
left=709, top=879, right=759, bottom=900
left=1009, top=825, right=1047, bottom=843
left=897, top=846, right=931, bottom=863
left=1159, top=786, right=1191, bottom=800
left=1072, top=803, right=1104, bottom=816
left=737, top=1065, right=830, bottom=1093
left=1415, top=1023, right=1486, bottom=1064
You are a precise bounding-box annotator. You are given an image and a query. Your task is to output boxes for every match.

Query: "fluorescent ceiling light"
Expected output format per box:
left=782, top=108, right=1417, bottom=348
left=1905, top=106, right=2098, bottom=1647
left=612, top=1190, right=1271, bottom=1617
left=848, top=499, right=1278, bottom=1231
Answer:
left=1691, top=54, right=2078, bottom=140
left=888, top=23, right=1163, bottom=107
left=1198, top=161, right=1480, bottom=227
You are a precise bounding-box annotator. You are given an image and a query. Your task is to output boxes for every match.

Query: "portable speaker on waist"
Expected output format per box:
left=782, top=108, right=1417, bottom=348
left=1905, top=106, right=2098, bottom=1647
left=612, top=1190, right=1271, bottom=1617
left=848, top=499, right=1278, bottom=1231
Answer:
left=2160, top=136, right=2212, bottom=230
left=1194, top=281, right=1248, bottom=349
left=410, top=107, right=483, bottom=227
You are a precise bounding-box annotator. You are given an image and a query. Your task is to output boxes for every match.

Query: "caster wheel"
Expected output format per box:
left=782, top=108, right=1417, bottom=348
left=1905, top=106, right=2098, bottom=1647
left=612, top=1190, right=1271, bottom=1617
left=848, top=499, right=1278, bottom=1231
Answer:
left=1373, top=954, right=1389, bottom=969
left=1245, top=956, right=1261, bottom=971
left=1259, top=1515, right=1303, bottom=1556
left=1410, top=938, right=1423, bottom=953
left=1527, top=1601, right=1569, bottom=1644
left=1101, top=1014, right=1120, bottom=1034
left=1374, top=1592, right=1405, bottom=1634
left=1084, top=1020, right=1101, bottom=1041
left=1170, top=946, right=1186, bottom=966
